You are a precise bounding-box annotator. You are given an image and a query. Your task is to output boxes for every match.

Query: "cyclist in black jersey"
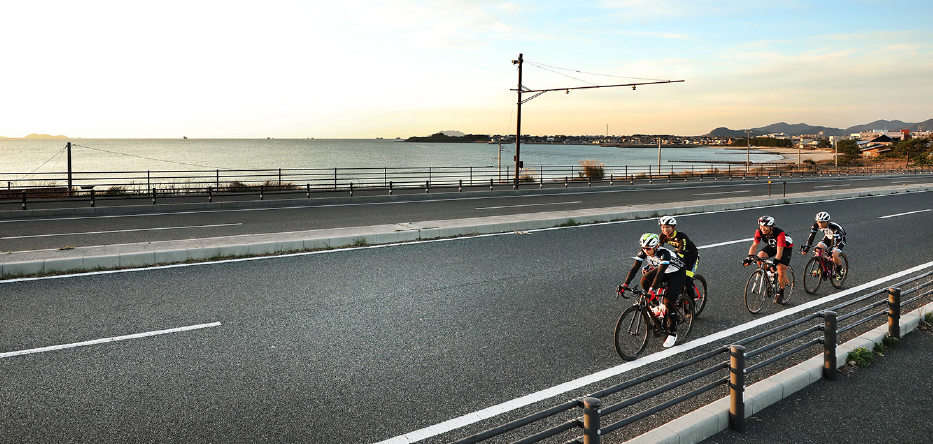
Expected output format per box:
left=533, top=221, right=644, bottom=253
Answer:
left=745, top=215, right=793, bottom=303
left=657, top=215, right=699, bottom=298
left=618, top=233, right=685, bottom=348
left=800, top=211, right=847, bottom=279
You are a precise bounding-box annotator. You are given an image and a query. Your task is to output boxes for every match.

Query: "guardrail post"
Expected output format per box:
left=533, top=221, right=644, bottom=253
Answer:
left=458, top=179, right=462, bottom=192
left=729, top=344, right=746, bottom=433
left=260, top=185, right=264, bottom=200
left=349, top=182, right=354, bottom=197
left=151, top=187, right=157, bottom=205
left=390, top=181, right=394, bottom=195
left=489, top=179, right=493, bottom=191
left=425, top=180, right=430, bottom=193
left=783, top=181, right=786, bottom=197
left=21, top=191, right=26, bottom=210
left=208, top=186, right=213, bottom=203
left=306, top=184, right=311, bottom=198
left=768, top=181, right=772, bottom=196
left=564, top=176, right=568, bottom=188
left=588, top=177, right=592, bottom=187
left=609, top=173, right=613, bottom=186
left=888, top=287, right=901, bottom=338
left=582, top=397, right=602, bottom=444
left=90, top=189, right=96, bottom=207
left=823, top=310, right=837, bottom=381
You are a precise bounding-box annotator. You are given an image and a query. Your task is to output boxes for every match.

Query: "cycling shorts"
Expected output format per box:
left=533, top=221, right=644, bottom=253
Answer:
left=760, top=246, right=791, bottom=266
left=817, top=237, right=845, bottom=251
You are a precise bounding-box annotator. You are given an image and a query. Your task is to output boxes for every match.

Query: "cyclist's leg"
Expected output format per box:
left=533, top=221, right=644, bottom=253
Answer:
left=776, top=254, right=791, bottom=288
left=832, top=239, right=846, bottom=268
left=640, top=268, right=658, bottom=291
left=683, top=252, right=699, bottom=297
left=663, top=271, right=686, bottom=332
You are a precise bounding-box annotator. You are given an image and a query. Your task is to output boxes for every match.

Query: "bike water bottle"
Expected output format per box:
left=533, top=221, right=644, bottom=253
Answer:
left=652, top=304, right=666, bottom=318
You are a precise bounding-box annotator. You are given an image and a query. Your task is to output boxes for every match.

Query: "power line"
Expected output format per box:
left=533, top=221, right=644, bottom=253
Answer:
left=72, top=144, right=221, bottom=169
left=525, top=60, right=669, bottom=83
left=16, top=144, right=68, bottom=181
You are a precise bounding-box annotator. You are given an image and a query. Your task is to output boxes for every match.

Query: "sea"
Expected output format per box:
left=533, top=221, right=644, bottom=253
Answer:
left=0, top=138, right=782, bottom=177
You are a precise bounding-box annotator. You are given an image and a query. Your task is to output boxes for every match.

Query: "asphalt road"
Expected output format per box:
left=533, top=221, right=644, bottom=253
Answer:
left=2, top=175, right=932, bottom=253
left=1, top=188, right=932, bottom=443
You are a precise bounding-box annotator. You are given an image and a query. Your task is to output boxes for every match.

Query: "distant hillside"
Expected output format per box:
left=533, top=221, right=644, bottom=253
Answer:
left=406, top=132, right=489, bottom=142
left=708, top=118, right=933, bottom=137
left=22, top=133, right=69, bottom=139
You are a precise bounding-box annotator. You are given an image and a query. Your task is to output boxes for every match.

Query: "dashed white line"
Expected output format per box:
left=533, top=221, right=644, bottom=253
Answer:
left=878, top=209, right=932, bottom=219
left=0, top=322, right=222, bottom=359
left=1, top=223, right=242, bottom=240
left=476, top=201, right=582, bottom=210
left=693, top=190, right=750, bottom=196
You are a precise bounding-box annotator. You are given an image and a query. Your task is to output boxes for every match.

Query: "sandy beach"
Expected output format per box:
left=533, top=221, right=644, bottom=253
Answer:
left=723, top=146, right=838, bottom=163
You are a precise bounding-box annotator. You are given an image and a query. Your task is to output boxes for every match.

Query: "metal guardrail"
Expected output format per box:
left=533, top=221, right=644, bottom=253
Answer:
left=448, top=270, right=933, bottom=444
left=2, top=164, right=931, bottom=210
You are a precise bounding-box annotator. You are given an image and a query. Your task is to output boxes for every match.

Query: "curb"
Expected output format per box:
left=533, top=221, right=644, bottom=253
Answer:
left=623, top=301, right=933, bottom=444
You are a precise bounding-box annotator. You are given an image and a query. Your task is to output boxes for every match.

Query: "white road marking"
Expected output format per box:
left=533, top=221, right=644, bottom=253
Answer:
left=0, top=322, right=222, bottom=359
left=693, top=190, right=750, bottom=196
left=0, top=223, right=242, bottom=240
left=376, top=260, right=933, bottom=444
left=878, top=209, right=932, bottom=219
left=476, top=201, right=582, bottom=210
left=814, top=184, right=848, bottom=188
left=699, top=238, right=753, bottom=249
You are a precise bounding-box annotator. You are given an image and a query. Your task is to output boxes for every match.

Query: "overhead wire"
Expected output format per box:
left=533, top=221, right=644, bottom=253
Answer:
left=15, top=143, right=68, bottom=181
left=525, top=60, right=669, bottom=83
left=72, top=144, right=221, bottom=169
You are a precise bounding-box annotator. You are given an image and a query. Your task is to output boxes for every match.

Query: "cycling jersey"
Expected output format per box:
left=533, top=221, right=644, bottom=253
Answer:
left=660, top=229, right=699, bottom=277
left=754, top=227, right=794, bottom=249
left=805, top=221, right=846, bottom=249
left=623, top=246, right=686, bottom=290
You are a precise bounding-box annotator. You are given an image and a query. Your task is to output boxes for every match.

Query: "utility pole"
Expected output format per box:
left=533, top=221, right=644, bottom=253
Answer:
left=746, top=130, right=750, bottom=174
left=512, top=53, right=523, bottom=189
left=510, top=53, right=684, bottom=189
left=67, top=141, right=73, bottom=196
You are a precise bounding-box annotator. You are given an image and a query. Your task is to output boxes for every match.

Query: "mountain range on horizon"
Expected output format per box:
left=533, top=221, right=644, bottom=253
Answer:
left=708, top=118, right=933, bottom=138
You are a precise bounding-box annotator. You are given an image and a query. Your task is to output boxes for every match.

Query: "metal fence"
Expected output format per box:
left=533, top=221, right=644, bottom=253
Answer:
left=1, top=163, right=930, bottom=209
left=447, top=270, right=933, bottom=444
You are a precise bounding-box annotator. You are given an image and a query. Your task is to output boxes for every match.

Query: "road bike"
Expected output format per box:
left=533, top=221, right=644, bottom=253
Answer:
left=687, top=274, right=708, bottom=317
left=803, top=246, right=849, bottom=294
left=613, top=285, right=695, bottom=361
left=742, top=257, right=796, bottom=314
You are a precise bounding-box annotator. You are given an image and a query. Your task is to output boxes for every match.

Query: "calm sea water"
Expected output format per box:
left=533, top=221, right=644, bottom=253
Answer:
left=0, top=138, right=781, bottom=177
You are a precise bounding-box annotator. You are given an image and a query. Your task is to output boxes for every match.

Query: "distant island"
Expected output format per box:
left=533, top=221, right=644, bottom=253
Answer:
left=0, top=133, right=70, bottom=139
left=406, top=131, right=489, bottom=143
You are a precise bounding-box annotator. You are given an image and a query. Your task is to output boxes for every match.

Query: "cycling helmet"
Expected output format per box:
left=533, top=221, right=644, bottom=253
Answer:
left=815, top=212, right=831, bottom=222
left=639, top=233, right=660, bottom=248
left=658, top=215, right=677, bottom=226
left=758, top=215, right=775, bottom=226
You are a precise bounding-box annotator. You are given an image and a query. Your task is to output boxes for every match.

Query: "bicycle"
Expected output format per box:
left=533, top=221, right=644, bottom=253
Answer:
left=803, top=246, right=849, bottom=294
left=687, top=274, right=708, bottom=317
left=742, top=257, right=796, bottom=314
left=613, top=285, right=695, bottom=361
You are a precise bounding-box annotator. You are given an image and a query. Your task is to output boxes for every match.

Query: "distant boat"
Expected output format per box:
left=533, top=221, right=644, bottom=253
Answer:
left=183, top=136, right=187, bottom=139
left=376, top=137, right=384, bottom=140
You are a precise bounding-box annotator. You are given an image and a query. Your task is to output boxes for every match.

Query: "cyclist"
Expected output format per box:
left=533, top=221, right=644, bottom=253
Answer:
left=745, top=215, right=793, bottom=304
left=800, top=211, right=847, bottom=280
left=657, top=215, right=700, bottom=300
left=618, top=233, right=686, bottom=348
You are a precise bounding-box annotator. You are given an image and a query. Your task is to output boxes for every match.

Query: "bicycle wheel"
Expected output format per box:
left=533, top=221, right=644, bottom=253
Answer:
left=673, top=294, right=695, bottom=340
left=803, top=257, right=823, bottom=294
left=690, top=275, right=708, bottom=317
left=830, top=253, right=849, bottom=289
left=780, top=266, right=796, bottom=304
left=614, top=306, right=650, bottom=361
left=744, top=270, right=767, bottom=314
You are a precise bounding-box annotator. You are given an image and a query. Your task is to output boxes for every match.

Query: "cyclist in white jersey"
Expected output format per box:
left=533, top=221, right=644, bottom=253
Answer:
left=618, top=233, right=686, bottom=348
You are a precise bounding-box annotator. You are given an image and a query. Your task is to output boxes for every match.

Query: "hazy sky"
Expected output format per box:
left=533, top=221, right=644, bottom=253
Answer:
left=3, top=1, right=931, bottom=139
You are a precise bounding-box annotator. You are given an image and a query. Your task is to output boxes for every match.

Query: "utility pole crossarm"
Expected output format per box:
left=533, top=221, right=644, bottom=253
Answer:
left=511, top=79, right=684, bottom=93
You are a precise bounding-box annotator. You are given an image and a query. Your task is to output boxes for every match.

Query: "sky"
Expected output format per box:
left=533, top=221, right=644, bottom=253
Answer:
left=2, top=0, right=931, bottom=139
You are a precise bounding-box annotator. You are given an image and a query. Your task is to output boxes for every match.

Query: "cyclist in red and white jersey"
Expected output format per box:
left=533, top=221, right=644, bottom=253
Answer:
left=745, top=215, right=793, bottom=303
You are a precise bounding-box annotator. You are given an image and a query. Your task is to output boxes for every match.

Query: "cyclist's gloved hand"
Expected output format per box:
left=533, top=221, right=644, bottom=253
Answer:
left=800, top=245, right=810, bottom=254
left=617, top=284, right=629, bottom=294
left=743, top=255, right=756, bottom=266
left=647, top=288, right=657, bottom=299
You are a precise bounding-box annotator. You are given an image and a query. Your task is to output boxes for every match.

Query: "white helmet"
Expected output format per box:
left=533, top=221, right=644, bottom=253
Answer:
left=816, top=212, right=831, bottom=222
left=639, top=233, right=660, bottom=248
left=758, top=215, right=775, bottom=226
left=658, top=215, right=677, bottom=226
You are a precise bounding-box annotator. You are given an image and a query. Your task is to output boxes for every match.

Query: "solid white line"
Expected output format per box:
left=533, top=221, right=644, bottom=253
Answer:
left=878, top=209, right=932, bottom=219
left=693, top=190, right=750, bottom=196
left=377, top=261, right=933, bottom=444
left=813, top=184, right=848, bottom=188
left=0, top=322, right=222, bottom=359
left=475, top=201, right=582, bottom=210
left=1, top=223, right=242, bottom=240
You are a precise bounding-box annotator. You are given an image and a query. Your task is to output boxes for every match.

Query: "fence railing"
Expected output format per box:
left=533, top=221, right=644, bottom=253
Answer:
left=447, top=270, right=933, bottom=444
left=1, top=163, right=931, bottom=210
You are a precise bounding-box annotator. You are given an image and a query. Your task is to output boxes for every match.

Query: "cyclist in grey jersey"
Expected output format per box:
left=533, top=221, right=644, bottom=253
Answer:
left=618, top=233, right=686, bottom=348
left=801, top=211, right=847, bottom=278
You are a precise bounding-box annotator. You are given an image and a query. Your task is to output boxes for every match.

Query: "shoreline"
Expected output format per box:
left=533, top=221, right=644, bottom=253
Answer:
left=722, top=146, right=838, bottom=163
